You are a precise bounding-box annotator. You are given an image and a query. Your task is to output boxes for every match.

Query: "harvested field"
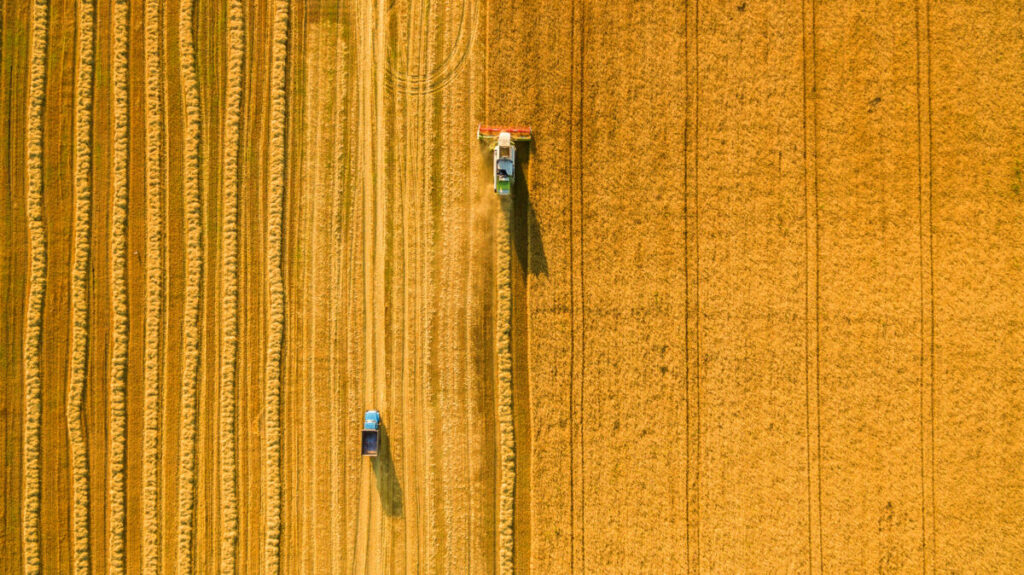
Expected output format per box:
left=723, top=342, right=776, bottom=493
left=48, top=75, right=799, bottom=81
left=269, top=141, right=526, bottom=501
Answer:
left=1, top=0, right=1023, bottom=573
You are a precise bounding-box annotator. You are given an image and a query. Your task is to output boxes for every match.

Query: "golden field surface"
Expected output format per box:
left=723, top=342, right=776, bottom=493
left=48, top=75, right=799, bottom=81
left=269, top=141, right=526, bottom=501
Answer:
left=1, top=0, right=1023, bottom=573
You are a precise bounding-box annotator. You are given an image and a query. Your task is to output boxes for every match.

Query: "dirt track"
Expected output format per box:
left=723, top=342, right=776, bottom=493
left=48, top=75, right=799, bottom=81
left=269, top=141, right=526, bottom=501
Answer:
left=2, top=0, right=1024, bottom=573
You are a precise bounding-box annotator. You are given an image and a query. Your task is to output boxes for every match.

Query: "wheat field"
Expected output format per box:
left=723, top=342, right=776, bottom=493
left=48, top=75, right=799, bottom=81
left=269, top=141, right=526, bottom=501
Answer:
left=2, top=0, right=1023, bottom=573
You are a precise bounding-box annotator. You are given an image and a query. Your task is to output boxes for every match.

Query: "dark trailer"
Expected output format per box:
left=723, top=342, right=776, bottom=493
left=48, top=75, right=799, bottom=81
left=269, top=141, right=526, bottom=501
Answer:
left=362, top=410, right=381, bottom=457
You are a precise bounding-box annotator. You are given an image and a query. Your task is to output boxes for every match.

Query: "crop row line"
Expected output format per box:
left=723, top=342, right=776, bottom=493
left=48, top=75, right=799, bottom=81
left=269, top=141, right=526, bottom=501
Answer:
left=176, top=0, right=204, bottom=570
left=69, top=0, right=97, bottom=571
left=264, top=0, right=290, bottom=571
left=22, top=0, right=50, bottom=570
left=142, top=0, right=167, bottom=570
left=219, top=0, right=245, bottom=571
left=107, top=0, right=131, bottom=570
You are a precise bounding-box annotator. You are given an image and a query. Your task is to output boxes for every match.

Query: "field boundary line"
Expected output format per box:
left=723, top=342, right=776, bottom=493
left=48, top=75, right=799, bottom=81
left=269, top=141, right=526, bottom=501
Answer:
left=69, top=0, right=97, bottom=569
left=801, top=0, right=823, bottom=572
left=568, top=0, right=585, bottom=570
left=23, top=0, right=50, bottom=570
left=914, top=0, right=935, bottom=571
left=142, top=0, right=167, bottom=569
left=684, top=0, right=700, bottom=572
left=176, top=0, right=204, bottom=569
left=264, top=0, right=290, bottom=571
left=219, top=0, right=245, bottom=571
left=108, top=0, right=131, bottom=570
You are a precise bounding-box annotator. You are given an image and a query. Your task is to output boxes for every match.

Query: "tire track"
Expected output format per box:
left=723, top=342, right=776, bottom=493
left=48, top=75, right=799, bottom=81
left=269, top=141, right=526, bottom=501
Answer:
left=419, top=2, right=441, bottom=569
left=23, top=0, right=50, bottom=571
left=298, top=16, right=321, bottom=574
left=398, top=1, right=419, bottom=570
left=305, top=12, right=322, bottom=573
left=438, top=36, right=459, bottom=573
left=280, top=3, right=306, bottom=567
left=219, top=0, right=245, bottom=571
left=401, top=4, right=428, bottom=571
left=108, top=0, right=130, bottom=570
left=444, top=4, right=475, bottom=569
left=372, top=17, right=387, bottom=569
left=384, top=0, right=476, bottom=95
left=463, top=172, right=474, bottom=575
left=329, top=9, right=353, bottom=572
left=341, top=5, right=364, bottom=566
left=353, top=1, right=376, bottom=572
left=265, top=0, right=289, bottom=571
left=176, top=0, right=203, bottom=568
left=69, top=0, right=96, bottom=571
left=371, top=0, right=386, bottom=567
left=437, top=19, right=467, bottom=568
left=142, top=0, right=166, bottom=570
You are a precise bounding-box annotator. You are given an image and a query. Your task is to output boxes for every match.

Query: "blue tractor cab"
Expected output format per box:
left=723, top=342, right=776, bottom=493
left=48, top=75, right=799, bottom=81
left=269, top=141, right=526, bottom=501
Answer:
left=362, top=410, right=381, bottom=457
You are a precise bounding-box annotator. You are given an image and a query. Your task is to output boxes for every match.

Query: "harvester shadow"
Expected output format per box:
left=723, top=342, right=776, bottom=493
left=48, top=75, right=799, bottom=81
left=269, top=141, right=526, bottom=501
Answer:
left=371, top=424, right=404, bottom=517
left=509, top=143, right=548, bottom=278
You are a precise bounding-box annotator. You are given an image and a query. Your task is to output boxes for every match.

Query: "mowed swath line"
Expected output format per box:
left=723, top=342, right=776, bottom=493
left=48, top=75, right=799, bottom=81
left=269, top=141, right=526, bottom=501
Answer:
left=219, top=0, right=244, bottom=568
left=496, top=199, right=514, bottom=575
left=69, top=0, right=97, bottom=570
left=142, top=0, right=166, bottom=570
left=220, top=0, right=245, bottom=571
left=265, top=0, right=289, bottom=571
left=23, top=0, right=50, bottom=571
left=108, top=0, right=131, bottom=570
left=176, top=0, right=204, bottom=569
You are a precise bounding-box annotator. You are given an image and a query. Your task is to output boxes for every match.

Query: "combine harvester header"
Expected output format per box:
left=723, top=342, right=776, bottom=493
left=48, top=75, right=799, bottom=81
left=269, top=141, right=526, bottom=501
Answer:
left=477, top=124, right=531, bottom=195
left=477, top=124, right=532, bottom=141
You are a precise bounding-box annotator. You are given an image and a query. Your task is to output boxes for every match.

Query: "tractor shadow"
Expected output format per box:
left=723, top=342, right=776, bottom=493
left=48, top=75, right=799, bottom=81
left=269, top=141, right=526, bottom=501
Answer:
left=509, top=143, right=548, bottom=278
left=371, top=424, right=404, bottom=517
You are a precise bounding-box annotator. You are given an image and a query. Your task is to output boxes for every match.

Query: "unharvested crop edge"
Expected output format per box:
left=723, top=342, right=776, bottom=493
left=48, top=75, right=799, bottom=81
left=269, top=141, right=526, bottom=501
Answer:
left=69, top=0, right=96, bottom=571
left=264, top=0, right=289, bottom=572
left=23, top=0, right=49, bottom=572
left=219, top=0, right=245, bottom=571
left=176, top=0, right=203, bottom=570
left=107, top=0, right=130, bottom=570
left=142, top=0, right=165, bottom=570
left=496, top=199, right=515, bottom=574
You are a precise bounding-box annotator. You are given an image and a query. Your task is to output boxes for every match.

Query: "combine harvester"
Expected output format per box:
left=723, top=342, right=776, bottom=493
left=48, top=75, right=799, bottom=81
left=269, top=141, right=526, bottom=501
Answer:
left=477, top=125, right=531, bottom=196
